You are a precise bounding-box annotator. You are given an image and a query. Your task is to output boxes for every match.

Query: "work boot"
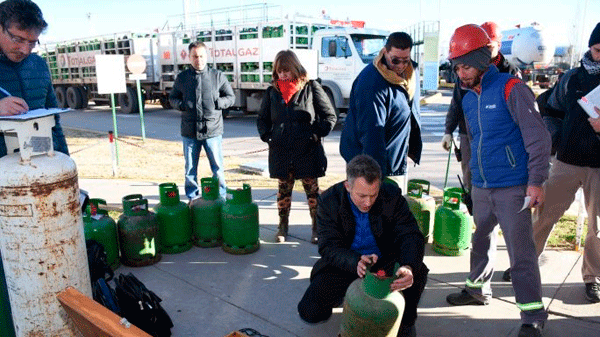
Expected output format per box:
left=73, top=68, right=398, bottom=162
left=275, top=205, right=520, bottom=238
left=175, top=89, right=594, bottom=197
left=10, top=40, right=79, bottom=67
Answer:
left=518, top=322, right=543, bottom=337
left=276, top=220, right=288, bottom=243
left=585, top=282, right=600, bottom=303
left=503, top=268, right=511, bottom=282
left=446, top=289, right=489, bottom=306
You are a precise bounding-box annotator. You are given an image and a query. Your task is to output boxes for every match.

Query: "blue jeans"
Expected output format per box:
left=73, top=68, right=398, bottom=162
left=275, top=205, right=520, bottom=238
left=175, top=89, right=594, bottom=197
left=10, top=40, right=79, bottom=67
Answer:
left=182, top=135, right=226, bottom=199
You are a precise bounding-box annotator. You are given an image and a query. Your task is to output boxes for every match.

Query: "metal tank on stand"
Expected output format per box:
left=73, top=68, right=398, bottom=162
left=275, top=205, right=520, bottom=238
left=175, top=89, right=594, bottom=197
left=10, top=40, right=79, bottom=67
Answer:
left=432, top=187, right=474, bottom=256
left=83, top=198, right=120, bottom=270
left=154, top=183, right=192, bottom=254
left=118, top=194, right=161, bottom=266
left=405, top=179, right=436, bottom=243
left=190, top=177, right=225, bottom=247
left=0, top=112, right=91, bottom=336
left=221, top=184, right=260, bottom=254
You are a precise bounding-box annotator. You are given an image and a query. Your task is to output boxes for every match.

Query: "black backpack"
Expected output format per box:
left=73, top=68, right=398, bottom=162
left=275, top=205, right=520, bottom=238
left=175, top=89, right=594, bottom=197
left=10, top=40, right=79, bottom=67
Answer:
left=86, top=240, right=121, bottom=314
left=114, top=273, right=173, bottom=337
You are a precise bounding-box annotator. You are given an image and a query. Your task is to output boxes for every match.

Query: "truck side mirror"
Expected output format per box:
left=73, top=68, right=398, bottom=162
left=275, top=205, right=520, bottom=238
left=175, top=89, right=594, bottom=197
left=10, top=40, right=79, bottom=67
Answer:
left=328, top=40, right=337, bottom=57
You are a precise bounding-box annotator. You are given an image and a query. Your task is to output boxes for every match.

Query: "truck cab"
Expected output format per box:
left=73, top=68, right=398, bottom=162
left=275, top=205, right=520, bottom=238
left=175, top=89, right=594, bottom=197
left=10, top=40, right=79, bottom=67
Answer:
left=312, top=27, right=388, bottom=112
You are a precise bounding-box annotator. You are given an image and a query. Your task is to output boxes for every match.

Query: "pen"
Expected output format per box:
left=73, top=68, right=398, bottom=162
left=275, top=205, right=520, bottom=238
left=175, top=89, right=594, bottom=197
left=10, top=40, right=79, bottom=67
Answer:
left=0, top=86, right=12, bottom=97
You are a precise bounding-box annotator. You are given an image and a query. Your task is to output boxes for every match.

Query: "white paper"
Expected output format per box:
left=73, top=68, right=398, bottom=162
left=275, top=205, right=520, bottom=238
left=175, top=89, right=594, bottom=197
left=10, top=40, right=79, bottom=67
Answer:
left=577, top=83, right=600, bottom=118
left=519, top=196, right=531, bottom=213
left=95, top=54, right=127, bottom=94
left=0, top=108, right=70, bottom=120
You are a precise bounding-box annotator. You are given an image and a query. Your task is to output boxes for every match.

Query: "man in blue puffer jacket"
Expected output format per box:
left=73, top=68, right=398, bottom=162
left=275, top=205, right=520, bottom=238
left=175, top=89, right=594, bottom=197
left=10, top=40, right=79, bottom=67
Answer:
left=444, top=25, right=551, bottom=337
left=340, top=32, right=422, bottom=193
left=0, top=0, right=68, bottom=157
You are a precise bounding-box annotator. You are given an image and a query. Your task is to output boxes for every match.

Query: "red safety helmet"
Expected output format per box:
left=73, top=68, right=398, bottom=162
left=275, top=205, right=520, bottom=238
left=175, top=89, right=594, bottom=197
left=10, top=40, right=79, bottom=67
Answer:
left=481, top=21, right=501, bottom=43
left=448, top=24, right=491, bottom=59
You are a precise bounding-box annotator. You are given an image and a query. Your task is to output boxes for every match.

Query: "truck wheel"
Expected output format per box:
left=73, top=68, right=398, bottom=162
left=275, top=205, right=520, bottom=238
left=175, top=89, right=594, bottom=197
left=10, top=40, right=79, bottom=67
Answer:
left=78, top=86, right=89, bottom=109
left=118, top=86, right=140, bottom=114
left=66, top=86, right=84, bottom=109
left=159, top=96, right=172, bottom=109
left=55, top=87, right=67, bottom=109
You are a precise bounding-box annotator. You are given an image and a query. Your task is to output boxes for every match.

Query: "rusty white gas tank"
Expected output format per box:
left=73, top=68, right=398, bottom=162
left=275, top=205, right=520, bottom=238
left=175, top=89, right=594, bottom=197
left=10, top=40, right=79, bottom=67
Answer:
left=0, top=151, right=91, bottom=337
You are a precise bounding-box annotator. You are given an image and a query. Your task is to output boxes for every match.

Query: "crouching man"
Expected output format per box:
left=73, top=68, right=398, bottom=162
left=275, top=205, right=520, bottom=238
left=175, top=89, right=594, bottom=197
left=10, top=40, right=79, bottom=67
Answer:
left=297, top=154, right=429, bottom=337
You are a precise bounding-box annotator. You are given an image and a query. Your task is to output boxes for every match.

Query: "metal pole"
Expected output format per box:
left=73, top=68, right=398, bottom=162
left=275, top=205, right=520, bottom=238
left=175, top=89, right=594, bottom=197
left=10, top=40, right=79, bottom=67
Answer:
left=136, top=79, right=146, bottom=141
left=110, top=93, right=120, bottom=164
left=108, top=131, right=118, bottom=176
left=443, top=139, right=453, bottom=189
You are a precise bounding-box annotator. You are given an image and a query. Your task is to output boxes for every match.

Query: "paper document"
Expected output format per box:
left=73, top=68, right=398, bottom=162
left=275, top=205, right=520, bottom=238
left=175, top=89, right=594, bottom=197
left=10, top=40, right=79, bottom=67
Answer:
left=0, top=108, right=70, bottom=120
left=519, top=196, right=531, bottom=213
left=577, top=83, right=600, bottom=118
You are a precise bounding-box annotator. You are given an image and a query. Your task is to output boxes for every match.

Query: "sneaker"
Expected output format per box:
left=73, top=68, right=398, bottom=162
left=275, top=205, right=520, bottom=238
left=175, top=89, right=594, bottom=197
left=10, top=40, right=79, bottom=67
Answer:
left=585, top=282, right=600, bottom=303
left=446, top=289, right=489, bottom=306
left=518, top=322, right=543, bottom=337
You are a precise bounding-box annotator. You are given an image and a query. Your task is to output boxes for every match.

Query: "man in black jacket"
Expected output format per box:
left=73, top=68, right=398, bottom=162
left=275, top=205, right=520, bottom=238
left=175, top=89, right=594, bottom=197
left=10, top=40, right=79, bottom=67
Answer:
left=170, top=41, right=235, bottom=199
left=530, top=23, right=600, bottom=303
left=441, top=21, right=520, bottom=193
left=297, top=154, right=428, bottom=337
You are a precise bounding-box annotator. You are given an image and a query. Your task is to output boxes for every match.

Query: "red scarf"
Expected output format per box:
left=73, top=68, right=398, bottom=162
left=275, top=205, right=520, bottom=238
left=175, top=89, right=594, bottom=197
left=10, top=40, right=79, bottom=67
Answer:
left=277, top=79, right=300, bottom=104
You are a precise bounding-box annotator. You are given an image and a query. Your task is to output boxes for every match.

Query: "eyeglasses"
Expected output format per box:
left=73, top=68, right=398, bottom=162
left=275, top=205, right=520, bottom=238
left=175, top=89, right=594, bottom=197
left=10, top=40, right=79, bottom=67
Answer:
left=390, top=57, right=410, bottom=66
left=4, top=28, right=38, bottom=48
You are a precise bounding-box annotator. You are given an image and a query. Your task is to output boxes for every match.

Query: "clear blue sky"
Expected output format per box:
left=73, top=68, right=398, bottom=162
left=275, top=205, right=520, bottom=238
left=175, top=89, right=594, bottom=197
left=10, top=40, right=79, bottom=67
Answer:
left=34, top=0, right=598, bottom=56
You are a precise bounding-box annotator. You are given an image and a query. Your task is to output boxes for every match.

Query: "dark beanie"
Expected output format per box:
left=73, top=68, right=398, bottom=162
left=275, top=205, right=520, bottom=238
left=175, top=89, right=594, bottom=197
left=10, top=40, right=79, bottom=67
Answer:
left=451, top=47, right=492, bottom=71
left=589, top=22, right=600, bottom=47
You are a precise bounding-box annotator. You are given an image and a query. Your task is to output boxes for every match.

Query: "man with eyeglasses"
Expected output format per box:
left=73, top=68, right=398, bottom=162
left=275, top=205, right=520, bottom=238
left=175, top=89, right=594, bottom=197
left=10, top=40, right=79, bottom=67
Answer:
left=0, top=0, right=69, bottom=157
left=340, top=32, right=422, bottom=193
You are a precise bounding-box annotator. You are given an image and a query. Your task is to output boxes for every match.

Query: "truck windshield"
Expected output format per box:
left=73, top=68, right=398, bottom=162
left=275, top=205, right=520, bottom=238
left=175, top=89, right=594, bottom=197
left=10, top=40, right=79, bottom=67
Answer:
left=351, top=34, right=387, bottom=64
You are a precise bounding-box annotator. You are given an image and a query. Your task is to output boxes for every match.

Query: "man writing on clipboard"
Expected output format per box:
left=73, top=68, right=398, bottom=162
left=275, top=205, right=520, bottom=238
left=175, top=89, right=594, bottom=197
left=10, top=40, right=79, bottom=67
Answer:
left=0, top=0, right=68, bottom=157
left=531, top=22, right=600, bottom=303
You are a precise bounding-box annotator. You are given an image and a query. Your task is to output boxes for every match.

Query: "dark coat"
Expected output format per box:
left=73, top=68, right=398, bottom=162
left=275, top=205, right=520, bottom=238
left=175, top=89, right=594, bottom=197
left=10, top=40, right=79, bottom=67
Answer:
left=339, top=63, right=422, bottom=176
left=257, top=80, right=337, bottom=179
left=0, top=53, right=68, bottom=157
left=546, top=66, right=600, bottom=167
left=311, top=181, right=425, bottom=280
left=169, top=67, right=235, bottom=140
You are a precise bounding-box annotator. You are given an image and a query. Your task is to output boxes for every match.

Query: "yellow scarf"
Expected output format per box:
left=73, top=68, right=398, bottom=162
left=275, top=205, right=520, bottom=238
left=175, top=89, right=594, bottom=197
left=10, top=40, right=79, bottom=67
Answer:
left=373, top=48, right=416, bottom=101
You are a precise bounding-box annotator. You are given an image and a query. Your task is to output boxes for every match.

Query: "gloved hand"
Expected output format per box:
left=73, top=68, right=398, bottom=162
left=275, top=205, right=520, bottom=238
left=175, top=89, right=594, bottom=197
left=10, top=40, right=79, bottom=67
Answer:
left=441, top=134, right=453, bottom=151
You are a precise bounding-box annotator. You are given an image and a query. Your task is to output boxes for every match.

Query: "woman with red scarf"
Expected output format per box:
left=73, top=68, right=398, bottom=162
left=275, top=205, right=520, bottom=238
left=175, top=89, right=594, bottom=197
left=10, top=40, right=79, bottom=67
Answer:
left=257, top=50, right=337, bottom=243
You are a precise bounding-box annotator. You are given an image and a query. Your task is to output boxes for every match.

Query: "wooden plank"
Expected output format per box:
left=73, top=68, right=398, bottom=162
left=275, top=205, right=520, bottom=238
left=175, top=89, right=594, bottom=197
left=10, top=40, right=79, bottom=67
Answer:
left=57, top=287, right=151, bottom=337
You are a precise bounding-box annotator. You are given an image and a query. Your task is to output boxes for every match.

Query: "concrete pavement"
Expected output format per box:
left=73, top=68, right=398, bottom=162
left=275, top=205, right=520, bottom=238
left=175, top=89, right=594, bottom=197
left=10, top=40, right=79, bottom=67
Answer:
left=79, top=178, right=600, bottom=337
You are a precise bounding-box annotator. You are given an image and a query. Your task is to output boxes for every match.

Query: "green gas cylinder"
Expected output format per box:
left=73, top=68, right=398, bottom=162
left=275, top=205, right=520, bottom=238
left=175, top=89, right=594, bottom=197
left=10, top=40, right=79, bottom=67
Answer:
left=83, top=198, right=120, bottom=270
left=190, top=178, right=225, bottom=247
left=118, top=194, right=161, bottom=267
left=221, top=184, right=260, bottom=254
left=340, top=266, right=405, bottom=336
left=405, top=179, right=436, bottom=242
left=432, top=187, right=473, bottom=256
left=155, top=183, right=192, bottom=254
left=0, top=253, right=16, bottom=337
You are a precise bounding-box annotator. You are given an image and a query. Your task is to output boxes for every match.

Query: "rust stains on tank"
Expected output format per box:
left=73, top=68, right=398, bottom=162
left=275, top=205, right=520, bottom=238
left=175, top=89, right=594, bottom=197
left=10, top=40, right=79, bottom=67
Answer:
left=31, top=175, right=78, bottom=198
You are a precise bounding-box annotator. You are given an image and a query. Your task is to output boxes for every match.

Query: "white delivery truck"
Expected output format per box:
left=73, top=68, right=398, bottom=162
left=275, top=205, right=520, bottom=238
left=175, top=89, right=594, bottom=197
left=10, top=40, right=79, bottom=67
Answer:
left=158, top=17, right=389, bottom=116
left=40, top=32, right=163, bottom=113
left=39, top=13, right=389, bottom=115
